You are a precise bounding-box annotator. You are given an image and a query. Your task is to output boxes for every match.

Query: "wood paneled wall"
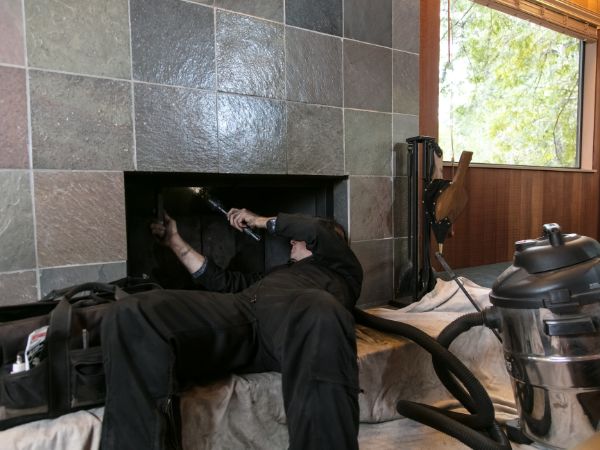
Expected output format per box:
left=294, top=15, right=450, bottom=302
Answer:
left=568, top=0, right=599, bottom=12
left=440, top=167, right=600, bottom=267
left=420, top=0, right=600, bottom=269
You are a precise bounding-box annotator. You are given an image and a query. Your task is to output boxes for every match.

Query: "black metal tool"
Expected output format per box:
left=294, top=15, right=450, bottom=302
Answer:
left=206, top=197, right=262, bottom=242
left=435, top=251, right=502, bottom=343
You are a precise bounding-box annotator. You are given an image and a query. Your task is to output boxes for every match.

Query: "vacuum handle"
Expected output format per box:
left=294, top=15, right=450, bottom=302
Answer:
left=543, top=223, right=564, bottom=247
left=544, top=317, right=598, bottom=336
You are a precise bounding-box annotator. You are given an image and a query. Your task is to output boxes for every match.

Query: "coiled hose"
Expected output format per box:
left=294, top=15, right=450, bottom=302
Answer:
left=433, top=310, right=498, bottom=415
left=354, top=308, right=511, bottom=450
left=439, top=311, right=550, bottom=439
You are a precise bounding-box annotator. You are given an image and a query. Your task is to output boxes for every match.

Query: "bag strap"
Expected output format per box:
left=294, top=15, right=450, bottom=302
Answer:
left=47, top=298, right=72, bottom=417
left=42, top=282, right=128, bottom=302
left=64, top=282, right=128, bottom=301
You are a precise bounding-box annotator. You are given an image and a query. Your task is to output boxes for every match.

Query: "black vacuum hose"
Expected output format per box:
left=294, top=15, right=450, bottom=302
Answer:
left=354, top=308, right=511, bottom=450
left=433, top=311, right=487, bottom=412
left=394, top=402, right=511, bottom=450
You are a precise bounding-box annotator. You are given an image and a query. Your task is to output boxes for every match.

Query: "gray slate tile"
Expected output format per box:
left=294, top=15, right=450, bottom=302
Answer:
left=286, top=27, right=342, bottom=107
left=30, top=71, right=133, bottom=170
left=286, top=0, right=343, bottom=36
left=393, top=0, right=420, bottom=53
left=40, top=262, right=127, bottom=297
left=344, top=40, right=392, bottom=112
left=216, top=0, right=283, bottom=22
left=135, top=83, right=218, bottom=172
left=0, top=67, right=28, bottom=168
left=286, top=103, right=343, bottom=175
left=25, top=0, right=130, bottom=78
left=393, top=176, right=408, bottom=237
left=0, top=271, right=38, bottom=306
left=0, top=0, right=25, bottom=65
left=393, top=113, right=419, bottom=176
left=35, top=172, right=126, bottom=267
left=217, top=11, right=284, bottom=99
left=344, top=0, right=392, bottom=47
left=352, top=239, right=394, bottom=306
left=393, top=51, right=419, bottom=114
left=0, top=172, right=36, bottom=272
left=394, top=237, right=411, bottom=298
left=218, top=93, right=286, bottom=174
left=350, top=176, right=393, bottom=241
left=131, top=0, right=215, bottom=89
left=345, top=110, right=392, bottom=176
left=333, top=179, right=349, bottom=234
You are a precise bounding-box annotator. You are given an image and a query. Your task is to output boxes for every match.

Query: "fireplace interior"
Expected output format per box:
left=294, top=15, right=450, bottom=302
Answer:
left=125, top=172, right=346, bottom=289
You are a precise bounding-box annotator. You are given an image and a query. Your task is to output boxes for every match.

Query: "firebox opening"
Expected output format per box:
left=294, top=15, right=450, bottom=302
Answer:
left=125, top=172, right=347, bottom=289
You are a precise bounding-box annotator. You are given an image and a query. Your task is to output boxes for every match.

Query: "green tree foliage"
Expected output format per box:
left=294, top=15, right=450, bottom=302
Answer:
left=439, top=0, right=580, bottom=167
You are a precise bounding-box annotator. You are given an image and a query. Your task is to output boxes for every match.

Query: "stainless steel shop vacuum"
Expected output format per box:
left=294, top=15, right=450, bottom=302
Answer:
left=490, top=223, right=600, bottom=449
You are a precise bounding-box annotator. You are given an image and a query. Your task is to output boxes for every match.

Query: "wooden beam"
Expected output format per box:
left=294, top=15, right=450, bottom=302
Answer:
left=419, top=0, right=440, bottom=137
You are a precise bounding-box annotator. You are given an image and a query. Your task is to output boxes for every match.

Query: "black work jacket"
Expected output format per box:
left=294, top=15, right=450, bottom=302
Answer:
left=195, top=213, right=363, bottom=310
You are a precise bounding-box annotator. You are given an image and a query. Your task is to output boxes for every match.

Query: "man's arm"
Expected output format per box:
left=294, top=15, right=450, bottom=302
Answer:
left=226, top=210, right=363, bottom=301
left=150, top=214, right=206, bottom=275
left=151, top=213, right=263, bottom=292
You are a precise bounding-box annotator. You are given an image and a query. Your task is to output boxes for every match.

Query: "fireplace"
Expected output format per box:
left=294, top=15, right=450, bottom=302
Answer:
left=0, top=0, right=419, bottom=308
left=125, top=172, right=347, bottom=289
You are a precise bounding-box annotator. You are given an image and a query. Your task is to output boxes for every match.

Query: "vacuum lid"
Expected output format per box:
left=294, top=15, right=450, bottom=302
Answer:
left=513, top=223, right=600, bottom=274
left=490, top=224, right=600, bottom=312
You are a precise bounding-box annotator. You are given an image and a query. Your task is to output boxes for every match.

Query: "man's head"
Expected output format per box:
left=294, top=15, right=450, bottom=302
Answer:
left=288, top=218, right=348, bottom=262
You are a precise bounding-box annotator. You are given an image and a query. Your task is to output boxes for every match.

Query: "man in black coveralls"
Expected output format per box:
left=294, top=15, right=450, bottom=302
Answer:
left=100, top=208, right=363, bottom=450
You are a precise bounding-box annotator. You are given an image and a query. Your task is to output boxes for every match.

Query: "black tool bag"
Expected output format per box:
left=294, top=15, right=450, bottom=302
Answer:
left=0, top=277, right=161, bottom=430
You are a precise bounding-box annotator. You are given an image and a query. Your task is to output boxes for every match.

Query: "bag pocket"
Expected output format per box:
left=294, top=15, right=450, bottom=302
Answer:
left=0, top=361, right=48, bottom=409
left=70, top=347, right=105, bottom=407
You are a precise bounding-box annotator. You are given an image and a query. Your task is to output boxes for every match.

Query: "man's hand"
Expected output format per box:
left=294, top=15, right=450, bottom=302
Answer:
left=150, top=213, right=178, bottom=248
left=150, top=213, right=206, bottom=273
left=227, top=208, right=270, bottom=231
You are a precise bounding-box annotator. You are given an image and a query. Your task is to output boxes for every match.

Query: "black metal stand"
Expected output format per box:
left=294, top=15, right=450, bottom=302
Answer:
left=396, top=136, right=447, bottom=303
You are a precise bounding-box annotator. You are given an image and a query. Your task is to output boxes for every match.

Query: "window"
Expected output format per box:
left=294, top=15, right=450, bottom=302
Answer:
left=439, top=0, right=584, bottom=168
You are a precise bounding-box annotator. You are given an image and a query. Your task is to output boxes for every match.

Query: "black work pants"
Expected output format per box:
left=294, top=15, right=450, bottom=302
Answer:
left=99, top=288, right=359, bottom=450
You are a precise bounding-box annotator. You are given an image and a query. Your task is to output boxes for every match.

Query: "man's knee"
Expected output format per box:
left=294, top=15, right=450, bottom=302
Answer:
left=285, top=291, right=357, bottom=364
left=292, top=290, right=354, bottom=330
left=294, top=289, right=347, bottom=313
left=283, top=290, right=359, bottom=390
left=102, top=294, right=163, bottom=343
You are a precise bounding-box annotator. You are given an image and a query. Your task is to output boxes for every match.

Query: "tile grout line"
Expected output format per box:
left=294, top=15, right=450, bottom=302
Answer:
left=127, top=0, right=137, bottom=171
left=0, top=168, right=130, bottom=174
left=391, top=0, right=396, bottom=243
left=214, top=6, right=220, bottom=173
left=283, top=1, right=288, bottom=175
left=351, top=237, right=395, bottom=244
left=0, top=260, right=129, bottom=277
left=0, top=62, right=26, bottom=70
left=391, top=0, right=396, bottom=294
left=26, top=65, right=131, bottom=83
left=342, top=0, right=350, bottom=239
left=341, top=0, right=346, bottom=177
left=20, top=0, right=41, bottom=299
left=181, top=1, right=280, bottom=26
left=17, top=67, right=408, bottom=117
left=38, top=260, right=129, bottom=272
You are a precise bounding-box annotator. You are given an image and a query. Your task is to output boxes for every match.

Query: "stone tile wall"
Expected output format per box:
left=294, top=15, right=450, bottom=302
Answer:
left=0, top=0, right=419, bottom=307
